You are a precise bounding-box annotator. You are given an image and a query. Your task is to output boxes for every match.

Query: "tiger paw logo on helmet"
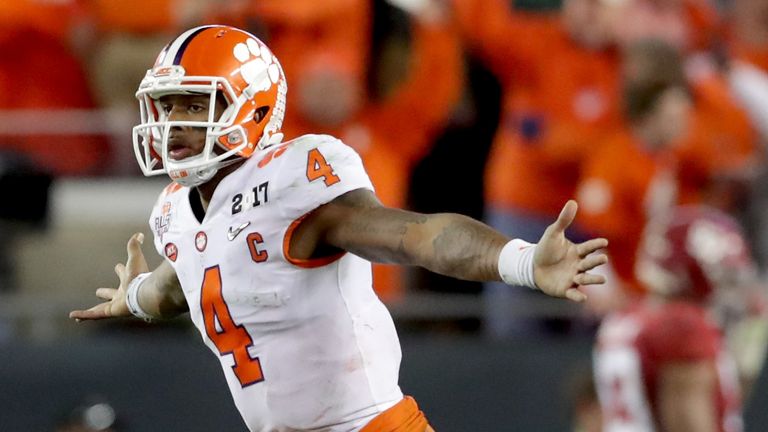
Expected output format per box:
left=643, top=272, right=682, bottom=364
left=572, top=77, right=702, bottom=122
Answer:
left=233, top=39, right=281, bottom=96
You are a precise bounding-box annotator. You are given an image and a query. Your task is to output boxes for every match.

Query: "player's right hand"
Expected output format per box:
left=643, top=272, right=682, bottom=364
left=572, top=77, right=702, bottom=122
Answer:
left=69, top=233, right=149, bottom=321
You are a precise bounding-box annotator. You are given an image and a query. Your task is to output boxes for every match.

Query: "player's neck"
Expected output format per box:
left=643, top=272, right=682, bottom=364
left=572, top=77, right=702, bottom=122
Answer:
left=195, top=160, right=246, bottom=212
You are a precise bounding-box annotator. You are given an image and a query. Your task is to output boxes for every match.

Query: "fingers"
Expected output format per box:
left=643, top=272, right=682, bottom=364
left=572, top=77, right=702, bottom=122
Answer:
left=558, top=273, right=604, bottom=303
left=95, top=288, right=117, bottom=301
left=551, top=200, right=578, bottom=234
left=576, top=238, right=609, bottom=257
left=126, top=233, right=148, bottom=275
left=577, top=254, right=608, bottom=272
left=574, top=272, right=606, bottom=286
left=127, top=232, right=144, bottom=255
left=565, top=288, right=587, bottom=302
left=69, top=303, right=110, bottom=321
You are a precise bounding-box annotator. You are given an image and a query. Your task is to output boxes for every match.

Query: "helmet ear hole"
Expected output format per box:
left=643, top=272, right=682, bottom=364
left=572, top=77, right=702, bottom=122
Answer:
left=254, top=106, right=270, bottom=123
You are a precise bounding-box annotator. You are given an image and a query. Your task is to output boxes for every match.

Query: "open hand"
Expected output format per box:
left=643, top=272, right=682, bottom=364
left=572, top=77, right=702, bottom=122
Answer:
left=534, top=201, right=609, bottom=302
left=69, top=233, right=149, bottom=321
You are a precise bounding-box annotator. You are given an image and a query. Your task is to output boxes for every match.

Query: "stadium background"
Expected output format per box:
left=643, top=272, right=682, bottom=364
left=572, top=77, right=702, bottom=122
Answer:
left=0, top=0, right=767, bottom=430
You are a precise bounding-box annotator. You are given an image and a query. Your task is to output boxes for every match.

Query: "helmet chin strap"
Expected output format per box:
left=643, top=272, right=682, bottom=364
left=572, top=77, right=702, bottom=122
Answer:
left=170, top=163, right=218, bottom=187
left=167, top=151, right=244, bottom=187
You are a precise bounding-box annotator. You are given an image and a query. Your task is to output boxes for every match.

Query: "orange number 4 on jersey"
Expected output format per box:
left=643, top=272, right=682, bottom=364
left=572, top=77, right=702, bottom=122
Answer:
left=201, top=266, right=265, bottom=387
left=306, top=148, right=340, bottom=186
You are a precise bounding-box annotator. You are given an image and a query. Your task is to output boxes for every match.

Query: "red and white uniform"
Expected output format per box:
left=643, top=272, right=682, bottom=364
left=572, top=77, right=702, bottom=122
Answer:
left=148, top=135, right=403, bottom=431
left=594, top=301, right=742, bottom=432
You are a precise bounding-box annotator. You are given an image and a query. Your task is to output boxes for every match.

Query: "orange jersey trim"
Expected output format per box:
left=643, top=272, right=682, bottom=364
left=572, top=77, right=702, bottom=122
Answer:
left=361, top=396, right=430, bottom=432
left=282, top=214, right=346, bottom=268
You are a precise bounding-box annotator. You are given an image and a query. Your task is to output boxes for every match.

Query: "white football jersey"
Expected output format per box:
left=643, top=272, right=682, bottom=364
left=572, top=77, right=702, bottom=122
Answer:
left=148, top=135, right=404, bottom=431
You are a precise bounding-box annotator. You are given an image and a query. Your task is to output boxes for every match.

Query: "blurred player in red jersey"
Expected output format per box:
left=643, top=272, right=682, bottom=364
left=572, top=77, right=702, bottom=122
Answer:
left=68, top=25, right=609, bottom=432
left=593, top=205, right=761, bottom=432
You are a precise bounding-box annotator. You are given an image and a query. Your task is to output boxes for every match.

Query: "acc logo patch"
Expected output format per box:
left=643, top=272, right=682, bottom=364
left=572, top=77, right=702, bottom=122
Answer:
left=165, top=242, right=178, bottom=262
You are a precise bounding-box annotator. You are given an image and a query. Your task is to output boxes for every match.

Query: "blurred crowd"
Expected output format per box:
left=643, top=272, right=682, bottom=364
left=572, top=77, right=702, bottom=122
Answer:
left=1, top=0, right=767, bottom=308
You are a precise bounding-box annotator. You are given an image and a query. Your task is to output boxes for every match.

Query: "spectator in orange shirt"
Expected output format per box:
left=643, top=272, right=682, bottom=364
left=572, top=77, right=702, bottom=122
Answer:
left=676, top=67, right=758, bottom=210
left=0, top=26, right=108, bottom=176
left=577, top=38, right=758, bottom=309
left=457, top=0, right=757, bottom=335
left=607, top=0, right=759, bottom=210
left=453, top=0, right=619, bottom=237
left=309, top=8, right=463, bottom=301
left=725, top=0, right=768, bottom=141
left=725, top=0, right=768, bottom=270
left=728, top=0, right=768, bottom=72
left=203, top=0, right=372, bottom=140
left=577, top=39, right=694, bottom=304
left=81, top=0, right=199, bottom=175
left=0, top=0, right=83, bottom=43
left=0, top=1, right=110, bottom=176
left=453, top=0, right=621, bottom=337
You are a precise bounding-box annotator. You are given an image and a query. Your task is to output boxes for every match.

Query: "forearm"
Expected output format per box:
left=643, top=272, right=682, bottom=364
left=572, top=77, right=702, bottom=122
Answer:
left=405, top=212, right=509, bottom=281
left=135, top=261, right=188, bottom=319
left=338, top=208, right=509, bottom=281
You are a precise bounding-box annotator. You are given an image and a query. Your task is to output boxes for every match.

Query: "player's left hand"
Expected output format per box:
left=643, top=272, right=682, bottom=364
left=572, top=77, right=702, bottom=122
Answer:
left=533, top=200, right=608, bottom=302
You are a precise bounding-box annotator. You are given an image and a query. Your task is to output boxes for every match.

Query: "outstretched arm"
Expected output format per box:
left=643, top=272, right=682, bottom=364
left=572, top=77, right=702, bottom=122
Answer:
left=69, top=233, right=188, bottom=321
left=290, top=189, right=608, bottom=302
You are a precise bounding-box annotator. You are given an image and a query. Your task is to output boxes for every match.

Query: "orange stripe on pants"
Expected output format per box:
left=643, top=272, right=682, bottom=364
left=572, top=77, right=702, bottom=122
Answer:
left=361, top=396, right=432, bottom=432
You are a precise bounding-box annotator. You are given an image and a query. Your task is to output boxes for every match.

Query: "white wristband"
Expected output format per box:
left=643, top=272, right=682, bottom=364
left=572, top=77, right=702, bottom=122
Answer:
left=125, top=272, right=155, bottom=322
left=498, top=239, right=538, bottom=289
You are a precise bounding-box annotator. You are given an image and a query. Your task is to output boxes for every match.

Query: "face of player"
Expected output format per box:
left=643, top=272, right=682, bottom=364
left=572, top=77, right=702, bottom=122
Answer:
left=157, top=93, right=228, bottom=161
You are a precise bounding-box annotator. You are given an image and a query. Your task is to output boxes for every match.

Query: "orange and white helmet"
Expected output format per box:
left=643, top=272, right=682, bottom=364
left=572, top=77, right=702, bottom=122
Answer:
left=132, top=25, right=287, bottom=187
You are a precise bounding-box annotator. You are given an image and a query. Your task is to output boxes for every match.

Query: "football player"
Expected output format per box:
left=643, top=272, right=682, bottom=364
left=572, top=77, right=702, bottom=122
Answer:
left=593, top=205, right=760, bottom=432
left=70, top=25, right=608, bottom=432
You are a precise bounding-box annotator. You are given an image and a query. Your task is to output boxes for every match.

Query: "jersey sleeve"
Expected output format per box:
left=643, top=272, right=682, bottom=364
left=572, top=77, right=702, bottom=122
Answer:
left=274, top=135, right=375, bottom=220
left=640, top=304, right=720, bottom=364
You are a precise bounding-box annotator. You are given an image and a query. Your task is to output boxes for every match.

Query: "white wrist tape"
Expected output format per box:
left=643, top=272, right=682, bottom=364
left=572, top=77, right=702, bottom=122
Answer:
left=125, top=272, right=155, bottom=322
left=498, top=239, right=538, bottom=289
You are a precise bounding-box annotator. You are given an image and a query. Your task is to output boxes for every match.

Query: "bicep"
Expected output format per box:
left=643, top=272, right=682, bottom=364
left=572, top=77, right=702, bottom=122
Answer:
left=658, top=362, right=718, bottom=432
left=317, top=189, right=432, bottom=264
